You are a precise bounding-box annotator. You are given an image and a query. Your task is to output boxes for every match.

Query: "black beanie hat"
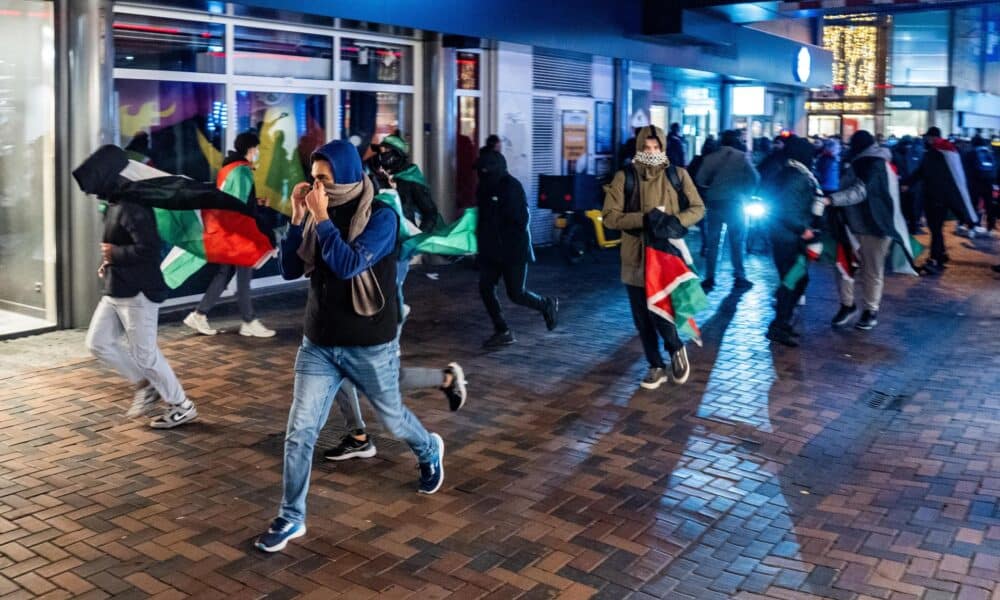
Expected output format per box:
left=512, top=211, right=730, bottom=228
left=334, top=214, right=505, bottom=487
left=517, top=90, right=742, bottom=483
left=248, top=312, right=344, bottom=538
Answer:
left=783, top=136, right=814, bottom=166
left=234, top=132, right=260, bottom=157
left=925, top=126, right=942, bottom=138
left=849, top=130, right=875, bottom=155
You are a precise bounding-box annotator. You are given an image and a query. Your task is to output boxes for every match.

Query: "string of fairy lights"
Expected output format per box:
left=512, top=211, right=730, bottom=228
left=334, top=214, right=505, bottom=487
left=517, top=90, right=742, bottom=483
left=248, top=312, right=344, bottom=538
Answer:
left=822, top=14, right=879, bottom=98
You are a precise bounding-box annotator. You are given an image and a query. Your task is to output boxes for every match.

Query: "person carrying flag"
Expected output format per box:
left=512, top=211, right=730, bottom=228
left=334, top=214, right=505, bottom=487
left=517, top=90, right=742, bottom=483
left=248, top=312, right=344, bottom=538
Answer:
left=184, top=132, right=275, bottom=338
left=824, top=131, right=917, bottom=331
left=84, top=185, right=199, bottom=429
left=602, top=125, right=705, bottom=390
left=255, top=140, right=445, bottom=554
left=761, top=136, right=822, bottom=347
left=902, top=127, right=981, bottom=273
left=373, top=133, right=440, bottom=233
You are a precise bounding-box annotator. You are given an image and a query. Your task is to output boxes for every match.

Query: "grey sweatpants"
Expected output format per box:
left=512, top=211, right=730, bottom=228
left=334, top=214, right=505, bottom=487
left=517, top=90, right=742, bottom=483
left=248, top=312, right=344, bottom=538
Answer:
left=85, top=293, right=186, bottom=405
left=837, top=234, right=892, bottom=312
left=335, top=367, right=444, bottom=431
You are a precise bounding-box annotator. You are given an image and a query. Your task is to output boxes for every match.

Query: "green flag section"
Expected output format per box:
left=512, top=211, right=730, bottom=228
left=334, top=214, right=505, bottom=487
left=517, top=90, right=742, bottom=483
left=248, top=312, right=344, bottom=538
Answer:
left=392, top=164, right=428, bottom=187
left=644, top=240, right=709, bottom=346
left=161, top=247, right=207, bottom=289
left=401, top=209, right=478, bottom=260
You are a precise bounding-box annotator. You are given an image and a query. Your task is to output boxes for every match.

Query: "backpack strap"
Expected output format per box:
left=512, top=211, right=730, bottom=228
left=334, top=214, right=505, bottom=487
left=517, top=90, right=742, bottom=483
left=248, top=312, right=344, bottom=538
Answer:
left=623, top=165, right=640, bottom=213
left=667, top=164, right=690, bottom=212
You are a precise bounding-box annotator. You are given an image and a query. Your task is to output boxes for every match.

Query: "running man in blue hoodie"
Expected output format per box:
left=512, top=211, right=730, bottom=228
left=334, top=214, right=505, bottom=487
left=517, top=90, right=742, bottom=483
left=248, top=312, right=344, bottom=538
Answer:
left=255, top=140, right=445, bottom=553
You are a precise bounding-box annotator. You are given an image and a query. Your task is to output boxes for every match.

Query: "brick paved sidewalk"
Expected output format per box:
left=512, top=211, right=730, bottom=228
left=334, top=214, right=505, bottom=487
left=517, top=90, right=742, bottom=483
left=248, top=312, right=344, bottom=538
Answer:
left=0, top=228, right=998, bottom=599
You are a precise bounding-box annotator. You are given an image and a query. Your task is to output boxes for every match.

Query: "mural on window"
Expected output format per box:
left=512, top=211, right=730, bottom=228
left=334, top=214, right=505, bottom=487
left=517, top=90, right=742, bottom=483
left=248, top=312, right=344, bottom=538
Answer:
left=236, top=91, right=327, bottom=216
left=115, top=79, right=225, bottom=181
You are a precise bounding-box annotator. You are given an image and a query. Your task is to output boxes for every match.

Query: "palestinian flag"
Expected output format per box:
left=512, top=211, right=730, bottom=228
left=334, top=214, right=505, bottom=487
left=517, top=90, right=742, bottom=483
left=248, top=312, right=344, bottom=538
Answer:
left=73, top=145, right=275, bottom=288
left=377, top=189, right=478, bottom=259
left=645, top=238, right=709, bottom=346
left=932, top=138, right=979, bottom=226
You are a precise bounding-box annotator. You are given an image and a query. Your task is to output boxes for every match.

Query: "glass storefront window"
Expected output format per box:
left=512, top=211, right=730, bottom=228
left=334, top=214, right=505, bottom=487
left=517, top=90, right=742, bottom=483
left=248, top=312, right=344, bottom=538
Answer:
left=113, top=14, right=224, bottom=73
left=456, top=96, right=479, bottom=209
left=233, top=27, right=332, bottom=80
left=808, top=116, right=842, bottom=138
left=232, top=6, right=335, bottom=27
left=0, top=0, right=56, bottom=336
left=235, top=91, right=327, bottom=215
left=339, top=39, right=412, bottom=84
left=341, top=90, right=412, bottom=158
left=339, top=21, right=415, bottom=38
left=115, top=79, right=226, bottom=181
left=457, top=52, right=480, bottom=90
left=885, top=110, right=928, bottom=138
left=889, top=11, right=949, bottom=86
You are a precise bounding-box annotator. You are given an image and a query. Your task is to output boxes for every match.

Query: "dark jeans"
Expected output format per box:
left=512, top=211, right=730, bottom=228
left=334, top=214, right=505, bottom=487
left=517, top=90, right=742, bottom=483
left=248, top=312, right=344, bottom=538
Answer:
left=970, top=182, right=997, bottom=230
left=925, top=201, right=947, bottom=261
left=479, top=258, right=547, bottom=333
left=770, top=236, right=808, bottom=327
left=197, top=264, right=254, bottom=322
left=625, top=284, right=682, bottom=369
left=704, top=204, right=747, bottom=281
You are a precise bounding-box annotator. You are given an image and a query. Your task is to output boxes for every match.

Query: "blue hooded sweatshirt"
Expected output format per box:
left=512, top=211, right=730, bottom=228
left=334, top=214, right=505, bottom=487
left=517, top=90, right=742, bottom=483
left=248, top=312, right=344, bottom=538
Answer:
left=278, top=140, right=397, bottom=280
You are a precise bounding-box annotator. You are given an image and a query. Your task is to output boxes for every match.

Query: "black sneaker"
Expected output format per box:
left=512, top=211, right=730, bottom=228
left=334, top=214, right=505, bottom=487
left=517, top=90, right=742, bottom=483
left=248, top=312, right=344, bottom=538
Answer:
left=670, top=346, right=690, bottom=385
left=640, top=367, right=668, bottom=390
left=543, top=298, right=559, bottom=331
left=766, top=323, right=799, bottom=347
left=855, top=310, right=878, bottom=331
left=733, top=278, right=754, bottom=291
left=324, top=432, right=376, bottom=461
left=483, top=330, right=515, bottom=348
left=441, top=363, right=467, bottom=412
left=700, top=278, right=715, bottom=292
left=831, top=304, right=858, bottom=328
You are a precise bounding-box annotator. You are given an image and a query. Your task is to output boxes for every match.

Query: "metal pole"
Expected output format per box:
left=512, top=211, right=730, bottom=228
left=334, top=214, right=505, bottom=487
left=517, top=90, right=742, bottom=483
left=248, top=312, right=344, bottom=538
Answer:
left=423, top=34, right=457, bottom=224
left=55, top=0, right=114, bottom=328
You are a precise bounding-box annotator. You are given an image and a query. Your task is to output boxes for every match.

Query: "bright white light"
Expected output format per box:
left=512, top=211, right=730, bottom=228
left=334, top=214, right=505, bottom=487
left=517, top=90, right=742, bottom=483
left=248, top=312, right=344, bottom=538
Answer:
left=744, top=201, right=766, bottom=218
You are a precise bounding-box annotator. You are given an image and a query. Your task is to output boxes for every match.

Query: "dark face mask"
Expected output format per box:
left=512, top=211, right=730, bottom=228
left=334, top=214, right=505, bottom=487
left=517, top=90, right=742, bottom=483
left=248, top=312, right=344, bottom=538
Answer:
left=379, top=150, right=406, bottom=174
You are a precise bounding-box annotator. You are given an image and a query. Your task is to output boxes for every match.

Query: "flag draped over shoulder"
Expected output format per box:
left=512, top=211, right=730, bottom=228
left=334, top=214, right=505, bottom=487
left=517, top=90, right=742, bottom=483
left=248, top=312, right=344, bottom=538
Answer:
left=932, top=138, right=979, bottom=225
left=72, top=145, right=275, bottom=288
left=376, top=189, right=478, bottom=259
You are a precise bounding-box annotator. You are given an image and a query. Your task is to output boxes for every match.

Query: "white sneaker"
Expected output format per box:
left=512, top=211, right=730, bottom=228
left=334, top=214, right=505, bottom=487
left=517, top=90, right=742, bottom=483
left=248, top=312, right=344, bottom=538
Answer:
left=240, top=319, right=276, bottom=338
left=798, top=295, right=807, bottom=306
left=150, top=399, right=198, bottom=429
left=184, top=312, right=217, bottom=336
left=974, top=226, right=988, bottom=237
left=127, top=384, right=160, bottom=418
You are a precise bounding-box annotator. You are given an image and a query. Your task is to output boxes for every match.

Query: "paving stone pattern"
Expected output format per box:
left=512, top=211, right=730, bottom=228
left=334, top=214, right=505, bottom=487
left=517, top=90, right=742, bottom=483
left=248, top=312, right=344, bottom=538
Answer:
left=0, top=229, right=998, bottom=599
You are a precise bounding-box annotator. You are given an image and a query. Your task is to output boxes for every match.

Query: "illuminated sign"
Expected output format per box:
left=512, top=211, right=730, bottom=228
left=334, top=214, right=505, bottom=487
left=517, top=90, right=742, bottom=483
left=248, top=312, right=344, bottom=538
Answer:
left=795, top=47, right=811, bottom=83
left=732, top=86, right=766, bottom=116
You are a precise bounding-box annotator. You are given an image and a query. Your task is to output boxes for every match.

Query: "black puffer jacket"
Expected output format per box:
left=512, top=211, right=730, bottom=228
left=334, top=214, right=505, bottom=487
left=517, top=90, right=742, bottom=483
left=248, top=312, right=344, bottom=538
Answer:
left=761, top=163, right=817, bottom=243
left=475, top=150, right=533, bottom=265
left=102, top=202, right=169, bottom=302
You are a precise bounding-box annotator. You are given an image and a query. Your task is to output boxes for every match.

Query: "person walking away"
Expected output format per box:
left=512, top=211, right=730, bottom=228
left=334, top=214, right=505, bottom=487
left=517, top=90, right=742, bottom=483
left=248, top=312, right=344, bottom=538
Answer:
left=667, top=123, right=686, bottom=168
left=964, top=135, right=997, bottom=234
left=824, top=131, right=898, bottom=331
left=85, top=194, right=199, bottom=428
left=815, top=138, right=841, bottom=195
left=255, top=140, right=445, bottom=553
left=602, top=125, right=705, bottom=389
left=476, top=149, right=559, bottom=348
left=184, top=132, right=275, bottom=338
left=695, top=130, right=760, bottom=292
left=687, top=136, right=719, bottom=258
left=760, top=136, right=821, bottom=347
left=901, top=127, right=981, bottom=273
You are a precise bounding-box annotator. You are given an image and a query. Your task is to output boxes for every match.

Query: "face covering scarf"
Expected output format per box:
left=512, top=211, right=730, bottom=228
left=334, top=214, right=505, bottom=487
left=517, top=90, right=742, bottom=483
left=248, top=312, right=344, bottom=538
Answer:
left=633, top=151, right=669, bottom=167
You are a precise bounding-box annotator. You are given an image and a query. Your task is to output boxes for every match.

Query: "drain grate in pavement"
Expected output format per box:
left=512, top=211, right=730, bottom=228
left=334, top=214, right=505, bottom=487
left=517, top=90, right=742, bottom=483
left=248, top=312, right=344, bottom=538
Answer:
left=865, top=389, right=909, bottom=411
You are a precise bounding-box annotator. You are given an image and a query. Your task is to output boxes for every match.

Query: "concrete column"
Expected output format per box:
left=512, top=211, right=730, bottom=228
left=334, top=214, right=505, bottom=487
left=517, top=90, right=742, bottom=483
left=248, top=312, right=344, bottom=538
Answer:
left=55, top=0, right=114, bottom=328
left=422, top=35, right=457, bottom=223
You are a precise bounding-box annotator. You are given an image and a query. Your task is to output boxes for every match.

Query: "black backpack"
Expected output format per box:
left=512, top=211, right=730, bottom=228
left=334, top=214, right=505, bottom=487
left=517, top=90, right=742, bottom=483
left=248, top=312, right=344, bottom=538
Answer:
left=973, top=146, right=996, bottom=180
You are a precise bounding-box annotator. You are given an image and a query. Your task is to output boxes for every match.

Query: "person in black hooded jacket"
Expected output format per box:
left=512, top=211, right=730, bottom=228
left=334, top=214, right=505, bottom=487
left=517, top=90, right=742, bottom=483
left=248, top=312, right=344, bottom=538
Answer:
left=475, top=149, right=559, bottom=348
left=760, top=136, right=821, bottom=347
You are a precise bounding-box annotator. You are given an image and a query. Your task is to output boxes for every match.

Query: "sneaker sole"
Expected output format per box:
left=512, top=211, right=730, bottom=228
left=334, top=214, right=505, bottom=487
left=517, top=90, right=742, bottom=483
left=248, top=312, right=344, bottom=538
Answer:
left=446, top=363, right=467, bottom=412
left=832, top=313, right=858, bottom=328
left=324, top=446, right=377, bottom=461
left=855, top=323, right=877, bottom=331
left=150, top=408, right=198, bottom=429
left=183, top=316, right=216, bottom=336
left=240, top=330, right=277, bottom=338
left=639, top=376, right=668, bottom=390
left=419, top=434, right=445, bottom=495
left=255, top=526, right=306, bottom=553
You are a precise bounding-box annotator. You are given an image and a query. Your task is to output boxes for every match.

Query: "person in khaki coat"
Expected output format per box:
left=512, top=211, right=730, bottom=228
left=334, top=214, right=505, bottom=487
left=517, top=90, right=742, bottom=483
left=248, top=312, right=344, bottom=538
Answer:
left=602, top=125, right=705, bottom=390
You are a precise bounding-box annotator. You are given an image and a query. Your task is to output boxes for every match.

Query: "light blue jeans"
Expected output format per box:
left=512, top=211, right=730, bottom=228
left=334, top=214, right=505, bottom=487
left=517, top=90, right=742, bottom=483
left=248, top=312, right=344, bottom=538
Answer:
left=280, top=336, right=437, bottom=525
